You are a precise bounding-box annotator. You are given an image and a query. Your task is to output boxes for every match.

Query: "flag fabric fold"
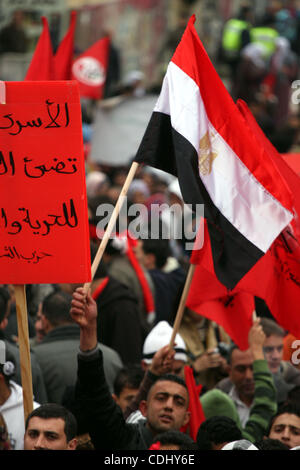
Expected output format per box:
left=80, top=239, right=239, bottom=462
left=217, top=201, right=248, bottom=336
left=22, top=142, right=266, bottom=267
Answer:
left=187, top=102, right=300, bottom=348
left=24, top=17, right=54, bottom=81
left=181, top=366, right=205, bottom=440
left=53, top=11, right=77, bottom=80
left=134, top=15, right=293, bottom=289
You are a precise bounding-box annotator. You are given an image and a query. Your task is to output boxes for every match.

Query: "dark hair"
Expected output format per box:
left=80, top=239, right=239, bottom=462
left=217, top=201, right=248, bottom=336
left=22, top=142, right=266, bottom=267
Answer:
left=113, top=366, right=144, bottom=397
left=260, top=317, right=285, bottom=338
left=141, top=239, right=170, bottom=269
left=267, top=403, right=300, bottom=436
left=255, top=438, right=290, bottom=450
left=0, top=288, right=10, bottom=324
left=25, top=404, right=77, bottom=442
left=196, top=416, right=242, bottom=450
left=286, top=385, right=300, bottom=405
left=153, top=430, right=198, bottom=450
left=42, top=291, right=73, bottom=327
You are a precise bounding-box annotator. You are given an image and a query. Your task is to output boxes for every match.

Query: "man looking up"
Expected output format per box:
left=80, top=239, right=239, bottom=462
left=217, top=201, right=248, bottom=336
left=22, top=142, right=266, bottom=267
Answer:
left=70, top=287, right=190, bottom=450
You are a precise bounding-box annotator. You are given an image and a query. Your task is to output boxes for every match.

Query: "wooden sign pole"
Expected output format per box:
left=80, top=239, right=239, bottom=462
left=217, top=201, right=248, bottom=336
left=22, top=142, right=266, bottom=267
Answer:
left=14, top=285, right=34, bottom=423
left=83, top=161, right=139, bottom=293
left=169, top=263, right=196, bottom=349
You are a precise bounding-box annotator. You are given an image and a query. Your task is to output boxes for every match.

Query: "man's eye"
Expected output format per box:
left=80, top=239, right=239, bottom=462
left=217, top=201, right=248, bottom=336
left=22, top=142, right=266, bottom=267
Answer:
left=274, top=426, right=284, bottom=433
left=28, top=430, right=39, bottom=438
left=291, top=428, right=300, bottom=436
left=46, top=433, right=58, bottom=440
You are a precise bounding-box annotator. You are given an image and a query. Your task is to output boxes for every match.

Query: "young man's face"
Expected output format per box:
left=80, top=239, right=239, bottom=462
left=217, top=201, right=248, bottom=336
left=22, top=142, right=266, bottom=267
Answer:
left=24, top=417, right=77, bottom=450
left=140, top=380, right=190, bottom=434
left=263, top=335, right=284, bottom=374
left=269, top=413, right=300, bottom=449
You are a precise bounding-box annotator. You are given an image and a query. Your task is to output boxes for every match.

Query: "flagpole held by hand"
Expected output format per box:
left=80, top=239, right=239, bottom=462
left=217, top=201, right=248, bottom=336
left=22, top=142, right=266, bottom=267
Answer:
left=169, top=263, right=196, bottom=350
left=83, top=161, right=139, bottom=294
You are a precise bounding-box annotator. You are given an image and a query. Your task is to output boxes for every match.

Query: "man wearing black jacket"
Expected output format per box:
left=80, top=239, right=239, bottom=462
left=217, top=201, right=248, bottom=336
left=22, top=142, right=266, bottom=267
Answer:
left=71, top=287, right=190, bottom=450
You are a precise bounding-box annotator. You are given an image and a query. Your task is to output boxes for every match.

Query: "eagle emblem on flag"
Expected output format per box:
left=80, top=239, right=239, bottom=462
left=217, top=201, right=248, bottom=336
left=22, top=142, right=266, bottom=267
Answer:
left=198, top=131, right=218, bottom=176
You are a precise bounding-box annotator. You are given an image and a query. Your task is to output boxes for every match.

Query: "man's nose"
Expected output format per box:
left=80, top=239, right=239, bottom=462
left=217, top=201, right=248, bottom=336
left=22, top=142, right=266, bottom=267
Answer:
left=34, top=435, right=46, bottom=449
left=281, top=427, right=291, bottom=443
left=164, top=396, right=174, bottom=410
left=245, top=366, right=253, bottom=380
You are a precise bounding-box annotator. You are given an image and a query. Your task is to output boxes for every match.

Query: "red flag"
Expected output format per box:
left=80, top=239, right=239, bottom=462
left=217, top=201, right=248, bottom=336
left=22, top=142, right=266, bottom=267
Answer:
left=24, top=17, right=54, bottom=80
left=53, top=11, right=77, bottom=80
left=187, top=219, right=255, bottom=350
left=181, top=366, right=205, bottom=440
left=187, top=103, right=300, bottom=346
left=71, top=36, right=110, bottom=99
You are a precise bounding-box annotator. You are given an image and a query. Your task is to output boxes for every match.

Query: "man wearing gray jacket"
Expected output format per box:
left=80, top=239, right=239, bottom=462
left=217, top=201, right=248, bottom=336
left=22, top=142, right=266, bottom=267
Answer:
left=32, top=290, right=123, bottom=404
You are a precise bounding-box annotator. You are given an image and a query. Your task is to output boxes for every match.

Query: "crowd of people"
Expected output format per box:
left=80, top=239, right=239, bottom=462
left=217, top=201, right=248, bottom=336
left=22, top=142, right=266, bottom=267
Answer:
left=0, top=0, right=300, bottom=453
left=0, top=156, right=300, bottom=450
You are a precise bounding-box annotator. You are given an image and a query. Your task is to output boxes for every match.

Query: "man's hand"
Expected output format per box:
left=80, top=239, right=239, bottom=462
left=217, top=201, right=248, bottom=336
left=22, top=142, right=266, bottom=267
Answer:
left=248, top=317, right=266, bottom=361
left=70, top=287, right=98, bottom=351
left=193, top=349, right=223, bottom=373
left=149, top=345, right=176, bottom=376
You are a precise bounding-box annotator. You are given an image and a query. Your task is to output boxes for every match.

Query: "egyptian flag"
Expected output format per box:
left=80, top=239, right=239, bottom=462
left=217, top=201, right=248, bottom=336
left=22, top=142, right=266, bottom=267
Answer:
left=71, top=36, right=110, bottom=100
left=24, top=17, right=54, bottom=80
left=134, top=15, right=293, bottom=289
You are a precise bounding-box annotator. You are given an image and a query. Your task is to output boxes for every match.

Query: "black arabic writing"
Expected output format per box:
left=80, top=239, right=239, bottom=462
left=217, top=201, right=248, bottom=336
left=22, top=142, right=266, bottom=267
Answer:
left=0, top=100, right=70, bottom=136
left=0, top=151, right=78, bottom=178
left=0, top=246, right=52, bottom=264
left=0, top=199, right=78, bottom=236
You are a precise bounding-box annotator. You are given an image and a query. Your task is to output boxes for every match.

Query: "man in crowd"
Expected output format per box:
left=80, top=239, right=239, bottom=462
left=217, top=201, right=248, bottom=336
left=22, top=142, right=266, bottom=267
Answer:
left=24, top=403, right=77, bottom=450
left=215, top=320, right=277, bottom=428
left=70, top=287, right=190, bottom=450
left=268, top=402, right=300, bottom=449
left=260, top=317, right=300, bottom=403
left=33, top=290, right=123, bottom=404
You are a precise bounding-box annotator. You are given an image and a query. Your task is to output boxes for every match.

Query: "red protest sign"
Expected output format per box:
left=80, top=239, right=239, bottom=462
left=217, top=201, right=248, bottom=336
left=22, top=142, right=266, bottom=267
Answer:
left=0, top=81, right=91, bottom=284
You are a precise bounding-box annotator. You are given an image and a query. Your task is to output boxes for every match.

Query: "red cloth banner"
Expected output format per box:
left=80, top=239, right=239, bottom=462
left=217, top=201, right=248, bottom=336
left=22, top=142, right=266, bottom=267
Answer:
left=0, top=81, right=91, bottom=284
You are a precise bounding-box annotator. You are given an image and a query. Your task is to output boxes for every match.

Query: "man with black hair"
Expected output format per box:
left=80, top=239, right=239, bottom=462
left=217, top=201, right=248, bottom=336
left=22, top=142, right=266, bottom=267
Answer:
left=196, top=416, right=243, bottom=450
left=151, top=429, right=198, bottom=450
left=33, top=290, right=123, bottom=404
left=0, top=350, right=39, bottom=449
left=268, top=403, right=300, bottom=449
left=112, top=366, right=144, bottom=413
left=71, top=287, right=190, bottom=450
left=255, top=437, right=289, bottom=450
left=24, top=403, right=77, bottom=450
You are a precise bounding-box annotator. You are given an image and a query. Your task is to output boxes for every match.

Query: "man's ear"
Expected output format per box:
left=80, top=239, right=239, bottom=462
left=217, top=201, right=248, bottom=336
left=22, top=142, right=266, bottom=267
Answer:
left=111, top=393, right=118, bottom=404
left=141, top=360, right=148, bottom=371
left=0, top=318, right=8, bottom=330
left=67, top=438, right=77, bottom=450
left=139, top=400, right=148, bottom=418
